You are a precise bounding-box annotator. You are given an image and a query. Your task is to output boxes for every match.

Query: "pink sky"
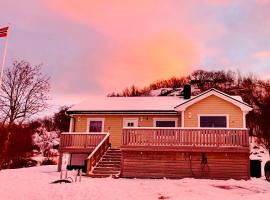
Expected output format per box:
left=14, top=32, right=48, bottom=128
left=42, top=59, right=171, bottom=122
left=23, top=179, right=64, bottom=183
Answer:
left=1, top=0, right=270, bottom=108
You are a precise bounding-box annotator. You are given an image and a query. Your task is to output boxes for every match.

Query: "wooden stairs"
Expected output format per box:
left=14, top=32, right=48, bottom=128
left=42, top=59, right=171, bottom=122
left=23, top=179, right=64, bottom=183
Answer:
left=88, top=148, right=121, bottom=178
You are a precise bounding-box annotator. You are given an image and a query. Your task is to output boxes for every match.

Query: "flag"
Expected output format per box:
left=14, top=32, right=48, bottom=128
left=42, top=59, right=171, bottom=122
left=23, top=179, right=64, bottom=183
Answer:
left=0, top=27, right=9, bottom=37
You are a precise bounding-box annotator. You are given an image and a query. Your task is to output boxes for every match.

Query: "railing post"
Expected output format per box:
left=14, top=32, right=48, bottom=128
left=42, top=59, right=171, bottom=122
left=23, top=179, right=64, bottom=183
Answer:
left=87, top=159, right=92, bottom=174
left=217, top=130, right=220, bottom=147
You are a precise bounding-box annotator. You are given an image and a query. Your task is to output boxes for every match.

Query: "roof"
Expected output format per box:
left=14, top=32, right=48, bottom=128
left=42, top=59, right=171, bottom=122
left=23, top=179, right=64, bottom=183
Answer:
left=67, top=96, right=186, bottom=114
left=174, top=88, right=253, bottom=112
left=67, top=88, right=252, bottom=115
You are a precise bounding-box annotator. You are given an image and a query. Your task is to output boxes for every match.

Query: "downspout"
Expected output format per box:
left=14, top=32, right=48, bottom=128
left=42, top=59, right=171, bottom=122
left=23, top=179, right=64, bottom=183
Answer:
left=69, top=116, right=75, bottom=132
left=65, top=111, right=75, bottom=132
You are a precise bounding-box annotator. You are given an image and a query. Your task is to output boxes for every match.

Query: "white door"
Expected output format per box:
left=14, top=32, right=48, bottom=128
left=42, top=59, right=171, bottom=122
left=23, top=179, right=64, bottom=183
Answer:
left=123, top=118, right=138, bottom=127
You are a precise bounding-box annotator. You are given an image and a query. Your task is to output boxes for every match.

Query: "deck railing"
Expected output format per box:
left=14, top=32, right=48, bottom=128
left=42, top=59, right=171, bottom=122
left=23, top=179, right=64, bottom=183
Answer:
left=122, top=128, right=249, bottom=147
left=60, top=132, right=107, bottom=149
left=86, top=133, right=110, bottom=174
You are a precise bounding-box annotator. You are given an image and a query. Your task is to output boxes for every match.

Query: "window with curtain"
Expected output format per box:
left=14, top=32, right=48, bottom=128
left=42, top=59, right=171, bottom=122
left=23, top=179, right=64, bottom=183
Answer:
left=200, top=116, right=227, bottom=128
left=89, top=120, right=103, bottom=132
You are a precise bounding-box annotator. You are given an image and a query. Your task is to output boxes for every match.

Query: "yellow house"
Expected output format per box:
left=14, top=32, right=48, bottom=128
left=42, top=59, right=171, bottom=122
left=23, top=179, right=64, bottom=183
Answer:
left=59, top=87, right=252, bottom=180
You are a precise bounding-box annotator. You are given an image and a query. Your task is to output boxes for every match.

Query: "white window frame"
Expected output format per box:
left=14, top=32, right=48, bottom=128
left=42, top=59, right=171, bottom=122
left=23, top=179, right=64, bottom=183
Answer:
left=86, top=118, right=105, bottom=133
left=153, top=118, right=178, bottom=127
left=197, top=114, right=229, bottom=128
left=123, top=118, right=139, bottom=128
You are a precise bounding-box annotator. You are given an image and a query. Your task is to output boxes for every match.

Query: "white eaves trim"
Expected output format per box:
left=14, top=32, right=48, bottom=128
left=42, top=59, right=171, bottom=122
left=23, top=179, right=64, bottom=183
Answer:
left=174, top=88, right=253, bottom=112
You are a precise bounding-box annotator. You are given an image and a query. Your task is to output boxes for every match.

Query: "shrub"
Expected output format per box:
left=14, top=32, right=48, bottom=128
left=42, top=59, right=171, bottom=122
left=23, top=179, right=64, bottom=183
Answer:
left=42, top=158, right=57, bottom=165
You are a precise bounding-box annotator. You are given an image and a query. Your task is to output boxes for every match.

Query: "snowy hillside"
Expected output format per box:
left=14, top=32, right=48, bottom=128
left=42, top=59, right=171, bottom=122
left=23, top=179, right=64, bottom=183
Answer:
left=149, top=86, right=201, bottom=96
left=0, top=166, right=269, bottom=200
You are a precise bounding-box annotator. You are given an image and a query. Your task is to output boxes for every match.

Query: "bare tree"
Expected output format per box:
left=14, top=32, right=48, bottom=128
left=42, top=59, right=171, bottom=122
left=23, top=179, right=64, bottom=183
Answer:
left=0, top=60, right=50, bottom=125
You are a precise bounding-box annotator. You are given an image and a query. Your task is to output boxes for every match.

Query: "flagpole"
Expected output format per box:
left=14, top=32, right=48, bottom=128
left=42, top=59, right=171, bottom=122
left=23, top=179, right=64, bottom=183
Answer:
left=0, top=24, right=10, bottom=86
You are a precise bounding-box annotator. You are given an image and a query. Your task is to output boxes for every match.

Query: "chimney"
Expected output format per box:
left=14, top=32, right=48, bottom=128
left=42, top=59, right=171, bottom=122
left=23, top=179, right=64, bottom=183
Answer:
left=183, top=84, right=191, bottom=99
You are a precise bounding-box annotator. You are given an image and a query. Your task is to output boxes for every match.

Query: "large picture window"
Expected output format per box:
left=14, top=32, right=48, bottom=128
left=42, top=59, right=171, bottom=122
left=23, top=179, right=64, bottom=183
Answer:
left=87, top=118, right=104, bottom=132
left=199, top=115, right=227, bottom=128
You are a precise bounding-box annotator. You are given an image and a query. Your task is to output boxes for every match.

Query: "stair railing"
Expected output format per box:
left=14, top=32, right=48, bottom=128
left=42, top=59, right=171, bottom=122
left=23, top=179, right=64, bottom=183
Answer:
left=86, top=133, right=110, bottom=175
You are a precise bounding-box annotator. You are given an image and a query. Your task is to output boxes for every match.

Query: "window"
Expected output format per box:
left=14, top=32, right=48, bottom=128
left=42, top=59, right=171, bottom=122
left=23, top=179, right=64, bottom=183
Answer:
left=87, top=118, right=104, bottom=132
left=156, top=121, right=176, bottom=127
left=153, top=118, right=178, bottom=127
left=199, top=115, right=227, bottom=128
left=127, top=122, right=134, bottom=127
left=123, top=118, right=138, bottom=127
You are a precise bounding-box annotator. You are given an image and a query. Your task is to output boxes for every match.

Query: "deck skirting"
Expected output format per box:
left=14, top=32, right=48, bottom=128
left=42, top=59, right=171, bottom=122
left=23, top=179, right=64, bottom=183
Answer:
left=121, top=148, right=250, bottom=180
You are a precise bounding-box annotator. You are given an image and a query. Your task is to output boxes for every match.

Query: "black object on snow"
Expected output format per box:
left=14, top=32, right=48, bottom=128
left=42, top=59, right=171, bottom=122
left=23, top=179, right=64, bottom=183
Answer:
left=250, top=159, right=262, bottom=178
left=265, top=161, right=270, bottom=182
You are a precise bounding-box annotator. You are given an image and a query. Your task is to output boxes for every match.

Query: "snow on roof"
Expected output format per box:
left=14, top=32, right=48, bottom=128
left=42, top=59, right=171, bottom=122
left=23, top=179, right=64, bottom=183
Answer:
left=68, top=96, right=186, bottom=112
left=68, top=93, right=246, bottom=113
left=232, top=96, right=243, bottom=102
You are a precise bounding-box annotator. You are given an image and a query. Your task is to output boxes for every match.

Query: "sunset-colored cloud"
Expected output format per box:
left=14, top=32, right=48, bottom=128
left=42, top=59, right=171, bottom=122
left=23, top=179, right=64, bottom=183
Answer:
left=253, top=51, right=270, bottom=60
left=100, top=32, right=199, bottom=90
left=44, top=0, right=202, bottom=91
left=2, top=0, right=270, bottom=107
left=45, top=0, right=170, bottom=37
left=206, top=0, right=237, bottom=6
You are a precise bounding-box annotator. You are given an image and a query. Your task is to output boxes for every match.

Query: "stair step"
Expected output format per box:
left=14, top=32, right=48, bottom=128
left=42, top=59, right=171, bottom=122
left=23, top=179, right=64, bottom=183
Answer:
left=102, top=156, right=121, bottom=159
left=88, top=174, right=111, bottom=178
left=99, top=159, right=120, bottom=162
left=103, top=156, right=121, bottom=159
left=92, top=170, right=120, bottom=174
left=105, top=153, right=122, bottom=156
left=107, top=149, right=121, bottom=151
left=98, top=163, right=120, bottom=167
left=95, top=166, right=120, bottom=170
left=99, top=162, right=120, bottom=166
left=101, top=159, right=121, bottom=162
left=106, top=153, right=121, bottom=155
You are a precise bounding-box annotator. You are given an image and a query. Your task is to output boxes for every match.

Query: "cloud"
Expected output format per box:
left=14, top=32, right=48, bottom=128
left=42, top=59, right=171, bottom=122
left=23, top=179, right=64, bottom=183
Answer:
left=100, top=32, right=200, bottom=91
left=253, top=51, right=270, bottom=60
left=45, top=0, right=170, bottom=37
left=3, top=0, right=270, bottom=106
left=206, top=0, right=237, bottom=6
left=44, top=0, right=205, bottom=92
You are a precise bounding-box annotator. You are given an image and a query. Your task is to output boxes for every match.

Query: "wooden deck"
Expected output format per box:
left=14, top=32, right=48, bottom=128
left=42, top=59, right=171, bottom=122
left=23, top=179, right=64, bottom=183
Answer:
left=121, top=128, right=250, bottom=179
left=122, top=128, right=249, bottom=149
left=59, top=132, right=108, bottom=152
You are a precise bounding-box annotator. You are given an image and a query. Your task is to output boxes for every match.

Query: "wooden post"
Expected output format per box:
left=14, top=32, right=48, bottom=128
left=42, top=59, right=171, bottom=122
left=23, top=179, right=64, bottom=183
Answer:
left=86, top=159, right=92, bottom=175
left=60, top=170, right=63, bottom=179
left=75, top=172, right=78, bottom=182
left=57, top=152, right=63, bottom=172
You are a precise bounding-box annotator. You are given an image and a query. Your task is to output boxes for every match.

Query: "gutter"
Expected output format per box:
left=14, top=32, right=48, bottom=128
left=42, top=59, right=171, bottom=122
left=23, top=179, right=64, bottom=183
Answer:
left=66, top=110, right=178, bottom=115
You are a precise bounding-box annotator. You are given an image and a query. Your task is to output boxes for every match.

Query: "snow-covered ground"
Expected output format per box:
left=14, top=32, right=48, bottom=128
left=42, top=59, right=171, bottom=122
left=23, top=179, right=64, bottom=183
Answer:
left=0, top=166, right=269, bottom=200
